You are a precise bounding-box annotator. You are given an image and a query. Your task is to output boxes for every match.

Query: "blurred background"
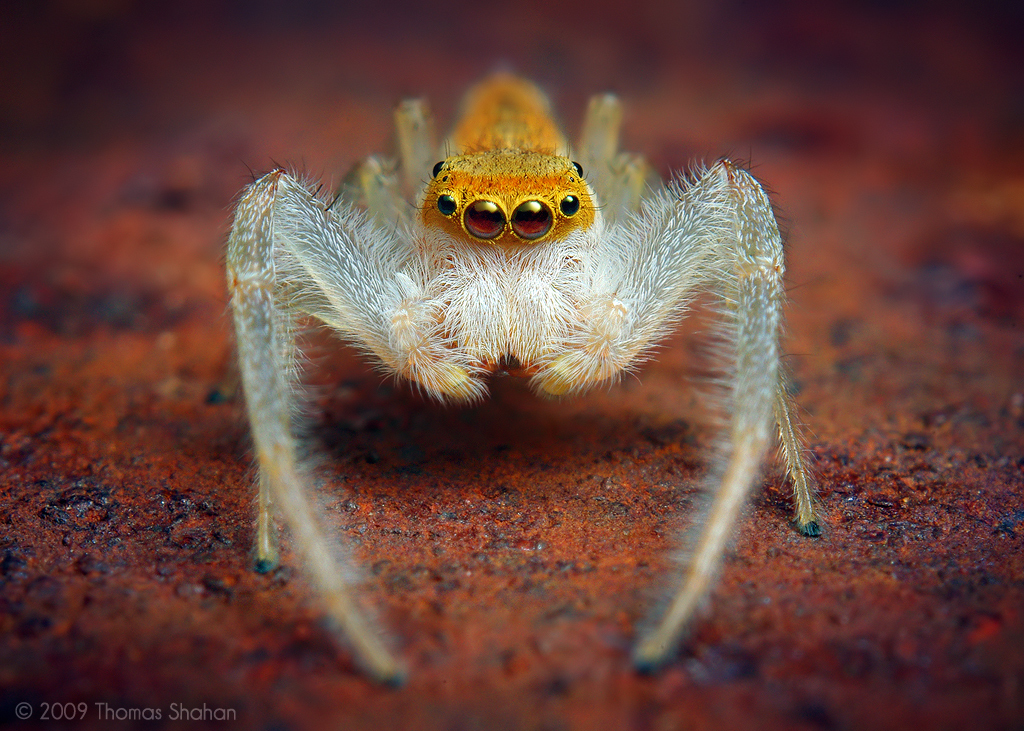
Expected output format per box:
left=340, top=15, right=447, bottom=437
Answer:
left=0, top=1, right=1022, bottom=730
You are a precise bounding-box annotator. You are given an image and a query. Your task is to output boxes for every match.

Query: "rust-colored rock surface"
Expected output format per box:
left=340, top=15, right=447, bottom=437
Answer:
left=1, top=2, right=1021, bottom=729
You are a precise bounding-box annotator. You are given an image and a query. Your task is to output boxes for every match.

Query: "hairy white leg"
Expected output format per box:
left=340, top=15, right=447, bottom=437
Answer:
left=228, top=159, right=490, bottom=680
left=531, top=163, right=730, bottom=396
left=577, top=93, right=653, bottom=222
left=394, top=98, right=436, bottom=201
left=228, top=171, right=407, bottom=683
left=578, top=93, right=622, bottom=207
left=337, top=156, right=407, bottom=229
left=608, top=152, right=654, bottom=220
left=275, top=173, right=485, bottom=401
left=774, top=385, right=820, bottom=534
left=254, top=471, right=278, bottom=572
left=631, top=161, right=814, bottom=668
left=527, top=152, right=814, bottom=667
left=333, top=100, right=435, bottom=228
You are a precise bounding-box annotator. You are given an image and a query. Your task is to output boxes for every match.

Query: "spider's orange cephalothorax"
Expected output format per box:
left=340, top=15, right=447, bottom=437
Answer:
left=421, top=150, right=593, bottom=245
left=420, top=75, right=595, bottom=245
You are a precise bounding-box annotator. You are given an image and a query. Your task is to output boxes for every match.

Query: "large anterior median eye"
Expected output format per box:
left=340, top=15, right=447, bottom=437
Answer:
left=510, top=200, right=553, bottom=240
left=464, top=200, right=505, bottom=239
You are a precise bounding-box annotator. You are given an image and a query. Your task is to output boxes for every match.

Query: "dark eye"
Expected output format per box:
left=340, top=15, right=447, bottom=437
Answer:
left=437, top=194, right=457, bottom=216
left=432, top=161, right=445, bottom=178
left=571, top=161, right=583, bottom=178
left=463, top=200, right=505, bottom=239
left=559, top=195, right=580, bottom=217
left=511, top=200, right=553, bottom=240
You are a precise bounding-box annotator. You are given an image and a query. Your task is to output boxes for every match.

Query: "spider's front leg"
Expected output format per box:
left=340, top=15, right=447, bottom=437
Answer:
left=228, top=172, right=403, bottom=683
left=632, top=161, right=819, bottom=669
left=534, top=154, right=818, bottom=668
left=228, top=165, right=482, bottom=684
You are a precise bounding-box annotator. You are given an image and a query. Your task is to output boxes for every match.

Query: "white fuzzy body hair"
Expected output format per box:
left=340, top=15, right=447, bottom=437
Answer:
left=415, top=219, right=599, bottom=375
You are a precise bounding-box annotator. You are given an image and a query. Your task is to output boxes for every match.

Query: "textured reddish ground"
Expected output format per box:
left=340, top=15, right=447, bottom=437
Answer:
left=1, top=2, right=1022, bottom=730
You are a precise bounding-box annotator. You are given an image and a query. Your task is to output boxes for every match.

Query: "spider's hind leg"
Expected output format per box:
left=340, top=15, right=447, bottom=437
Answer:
left=578, top=92, right=657, bottom=220
left=394, top=98, right=436, bottom=200
left=336, top=155, right=406, bottom=228
left=334, top=98, right=436, bottom=226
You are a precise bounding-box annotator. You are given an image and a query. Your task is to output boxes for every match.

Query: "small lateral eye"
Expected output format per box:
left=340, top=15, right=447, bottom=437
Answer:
left=559, top=195, right=580, bottom=217
left=464, top=200, right=505, bottom=239
left=511, top=200, right=553, bottom=240
left=571, top=161, right=583, bottom=178
left=432, top=161, right=445, bottom=178
left=437, top=194, right=457, bottom=216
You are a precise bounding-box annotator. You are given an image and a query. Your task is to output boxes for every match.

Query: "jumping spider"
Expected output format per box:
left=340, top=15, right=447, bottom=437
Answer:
left=226, top=74, right=819, bottom=684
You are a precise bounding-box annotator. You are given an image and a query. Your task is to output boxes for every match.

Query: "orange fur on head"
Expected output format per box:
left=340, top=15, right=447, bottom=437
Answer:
left=422, top=76, right=594, bottom=246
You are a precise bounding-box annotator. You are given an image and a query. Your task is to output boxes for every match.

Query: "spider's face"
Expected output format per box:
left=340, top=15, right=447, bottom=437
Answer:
left=421, top=150, right=594, bottom=245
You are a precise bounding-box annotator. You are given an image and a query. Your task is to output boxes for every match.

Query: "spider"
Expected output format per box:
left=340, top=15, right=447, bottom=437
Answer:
left=226, top=74, right=819, bottom=684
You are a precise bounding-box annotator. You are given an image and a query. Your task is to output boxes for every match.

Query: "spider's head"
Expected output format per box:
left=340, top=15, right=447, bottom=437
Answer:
left=421, top=151, right=594, bottom=245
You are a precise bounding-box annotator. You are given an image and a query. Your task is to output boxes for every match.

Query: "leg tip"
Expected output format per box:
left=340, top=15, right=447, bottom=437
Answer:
left=633, top=655, right=664, bottom=676
left=632, top=641, right=673, bottom=676
left=378, top=668, right=408, bottom=689
left=797, top=520, right=822, bottom=538
left=363, top=658, right=407, bottom=688
left=253, top=557, right=278, bottom=574
left=352, top=640, right=407, bottom=687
